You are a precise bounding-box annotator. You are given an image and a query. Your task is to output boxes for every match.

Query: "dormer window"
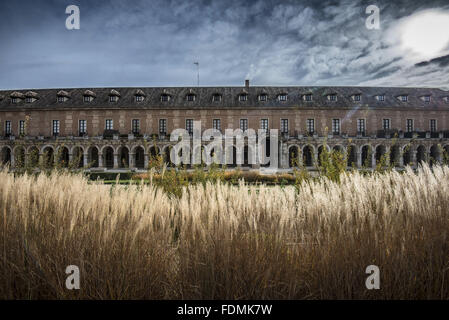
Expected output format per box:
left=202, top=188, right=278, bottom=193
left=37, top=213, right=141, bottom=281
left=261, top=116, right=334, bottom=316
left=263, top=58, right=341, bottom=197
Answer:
left=161, top=94, right=170, bottom=102
left=353, top=94, right=361, bottom=102
left=399, top=95, right=408, bottom=102
left=186, top=93, right=196, bottom=102
left=423, top=95, right=431, bottom=103
left=83, top=90, right=95, bottom=103
left=278, top=94, right=288, bottom=101
left=212, top=94, right=222, bottom=102
left=109, top=89, right=120, bottom=103
left=258, top=94, right=268, bottom=101
left=239, top=94, right=248, bottom=102
left=10, top=91, right=25, bottom=103
left=26, top=97, right=33, bottom=103
left=57, top=90, right=70, bottom=102
left=25, top=91, right=38, bottom=103
left=376, top=95, right=385, bottom=102
left=327, top=94, right=337, bottom=101
left=443, top=96, right=449, bottom=103
left=303, top=94, right=313, bottom=101
left=134, top=89, right=145, bottom=102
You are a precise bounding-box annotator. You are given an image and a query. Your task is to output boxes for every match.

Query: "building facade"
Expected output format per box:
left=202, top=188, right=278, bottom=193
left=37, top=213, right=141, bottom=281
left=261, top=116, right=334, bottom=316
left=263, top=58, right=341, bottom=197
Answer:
left=1, top=81, right=449, bottom=171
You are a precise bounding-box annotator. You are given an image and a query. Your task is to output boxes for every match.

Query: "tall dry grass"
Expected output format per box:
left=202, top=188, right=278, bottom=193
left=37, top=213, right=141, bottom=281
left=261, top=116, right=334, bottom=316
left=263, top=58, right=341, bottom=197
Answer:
left=1, top=164, right=449, bottom=299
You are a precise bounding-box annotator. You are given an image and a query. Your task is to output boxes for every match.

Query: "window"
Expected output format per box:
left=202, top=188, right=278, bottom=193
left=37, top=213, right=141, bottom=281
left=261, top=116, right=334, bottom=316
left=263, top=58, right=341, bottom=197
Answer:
left=430, top=119, right=437, bottom=132
left=132, top=119, right=140, bottom=134
left=328, top=94, right=337, bottom=101
left=260, top=119, right=269, bottom=133
left=281, top=119, right=289, bottom=134
left=159, top=119, right=167, bottom=135
left=239, top=94, right=248, bottom=102
left=186, top=94, right=195, bottom=102
left=11, top=98, right=18, bottom=104
left=52, top=120, right=60, bottom=136
left=278, top=94, right=288, bottom=102
left=83, top=96, right=92, bottom=102
left=58, top=96, right=65, bottom=103
left=357, top=119, right=366, bottom=135
left=19, top=120, right=25, bottom=135
left=259, top=94, right=267, bottom=102
left=424, top=96, right=431, bottom=103
left=105, top=119, right=113, bottom=130
left=406, top=119, right=414, bottom=132
left=5, top=120, right=11, bottom=136
left=212, top=94, right=222, bottom=102
left=26, top=97, right=33, bottom=103
left=307, top=119, right=315, bottom=134
left=109, top=96, right=118, bottom=102
left=186, top=119, right=194, bottom=135
left=79, top=120, right=87, bottom=135
left=212, top=119, right=221, bottom=131
left=378, top=95, right=385, bottom=102
left=304, top=94, right=313, bottom=101
left=332, top=119, right=340, bottom=135
left=135, top=95, right=144, bottom=102
left=240, top=119, right=248, bottom=132
left=161, top=94, right=170, bottom=102
left=400, top=95, right=408, bottom=102
left=382, top=119, right=390, bottom=130
left=353, top=94, right=361, bottom=101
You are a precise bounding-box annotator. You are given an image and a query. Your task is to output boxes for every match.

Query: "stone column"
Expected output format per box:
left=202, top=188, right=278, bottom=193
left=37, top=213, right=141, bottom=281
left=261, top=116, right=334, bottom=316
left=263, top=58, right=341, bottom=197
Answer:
left=83, top=152, right=89, bottom=167
left=98, top=151, right=104, bottom=168
left=144, top=153, right=149, bottom=169
left=10, top=152, right=15, bottom=167
left=371, top=151, right=376, bottom=168
left=129, top=152, right=135, bottom=169
left=314, top=150, right=319, bottom=167
left=280, top=142, right=289, bottom=169
left=411, top=149, right=417, bottom=168
left=399, top=152, right=404, bottom=167
left=356, top=151, right=362, bottom=168
left=113, top=153, right=119, bottom=169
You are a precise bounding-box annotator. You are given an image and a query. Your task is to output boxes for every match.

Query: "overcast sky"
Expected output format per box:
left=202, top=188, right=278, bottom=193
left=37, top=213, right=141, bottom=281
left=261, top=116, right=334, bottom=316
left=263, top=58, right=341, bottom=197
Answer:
left=1, top=0, right=449, bottom=90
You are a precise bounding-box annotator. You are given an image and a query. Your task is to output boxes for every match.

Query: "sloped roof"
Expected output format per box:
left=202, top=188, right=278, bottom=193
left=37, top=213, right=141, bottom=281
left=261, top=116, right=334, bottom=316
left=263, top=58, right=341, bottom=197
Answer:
left=0, top=86, right=448, bottom=110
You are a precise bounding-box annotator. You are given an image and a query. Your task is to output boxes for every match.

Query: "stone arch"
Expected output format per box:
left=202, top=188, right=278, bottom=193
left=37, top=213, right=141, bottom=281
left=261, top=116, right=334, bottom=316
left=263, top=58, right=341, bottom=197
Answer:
left=403, top=145, right=412, bottom=167
left=375, top=145, right=387, bottom=164
left=118, top=146, right=129, bottom=168
left=27, top=146, right=40, bottom=168
left=317, top=145, right=329, bottom=167
left=332, top=145, right=345, bottom=154
left=361, top=145, right=372, bottom=168
left=347, top=145, right=357, bottom=167
left=57, top=146, right=70, bottom=168
left=416, top=145, right=426, bottom=164
left=302, top=145, right=314, bottom=167
left=134, top=146, right=145, bottom=169
left=288, top=145, right=299, bottom=168
left=87, top=146, right=99, bottom=168
left=390, top=145, right=401, bottom=167
left=429, top=145, right=441, bottom=165
left=163, top=145, right=173, bottom=167
left=42, top=146, right=54, bottom=168
left=103, top=146, right=114, bottom=169
left=72, top=146, right=84, bottom=168
left=1, top=146, right=11, bottom=166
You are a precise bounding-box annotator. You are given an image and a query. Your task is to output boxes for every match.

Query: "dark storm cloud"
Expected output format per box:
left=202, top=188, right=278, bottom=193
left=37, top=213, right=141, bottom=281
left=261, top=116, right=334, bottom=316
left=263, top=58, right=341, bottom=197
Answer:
left=0, top=0, right=448, bottom=89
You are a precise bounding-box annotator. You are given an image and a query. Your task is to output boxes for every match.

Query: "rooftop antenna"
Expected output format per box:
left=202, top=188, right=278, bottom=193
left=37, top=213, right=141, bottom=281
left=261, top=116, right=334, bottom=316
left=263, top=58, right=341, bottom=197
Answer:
left=194, top=62, right=199, bottom=87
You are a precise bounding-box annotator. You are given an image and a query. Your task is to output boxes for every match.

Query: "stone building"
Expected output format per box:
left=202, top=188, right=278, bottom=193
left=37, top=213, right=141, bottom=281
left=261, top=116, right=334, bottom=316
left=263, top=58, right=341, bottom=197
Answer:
left=1, top=80, right=449, bottom=171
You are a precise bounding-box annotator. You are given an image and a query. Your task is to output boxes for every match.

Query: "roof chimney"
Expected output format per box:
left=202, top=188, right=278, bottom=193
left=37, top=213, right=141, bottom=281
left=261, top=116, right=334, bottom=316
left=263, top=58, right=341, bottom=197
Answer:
left=245, top=79, right=249, bottom=88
